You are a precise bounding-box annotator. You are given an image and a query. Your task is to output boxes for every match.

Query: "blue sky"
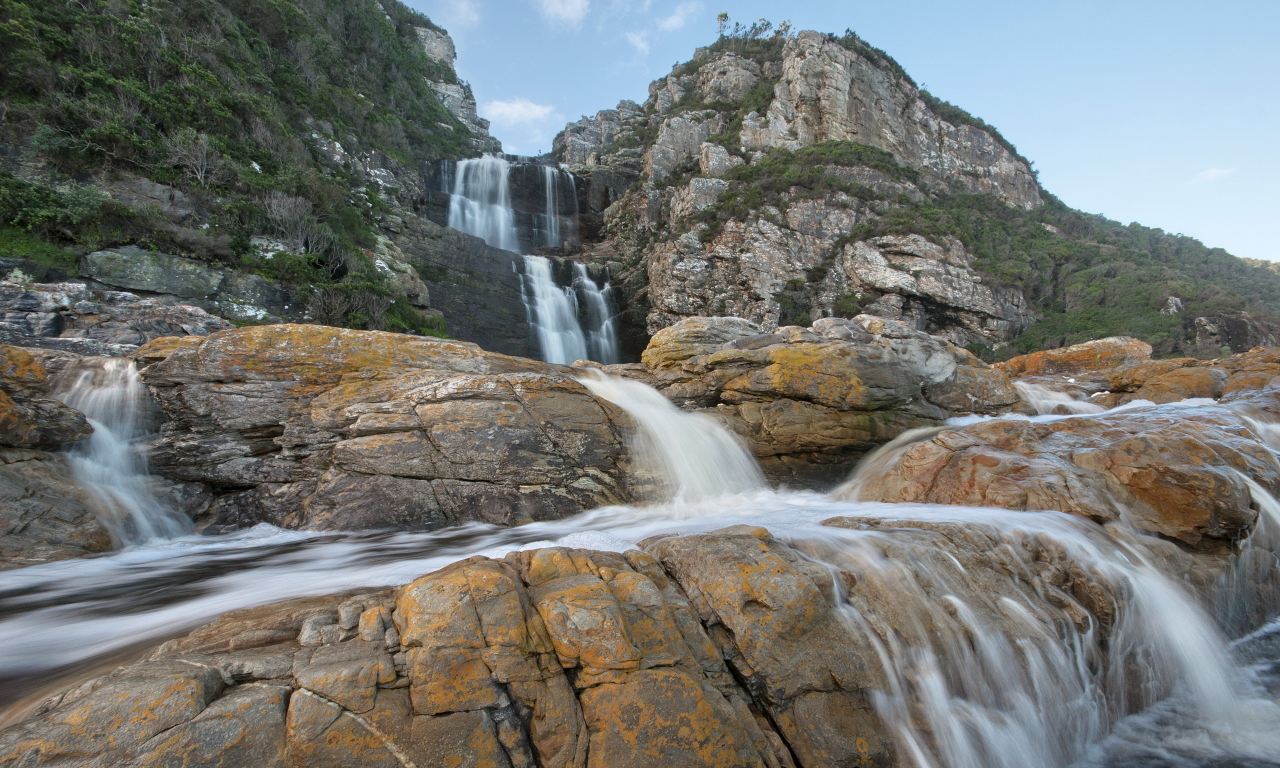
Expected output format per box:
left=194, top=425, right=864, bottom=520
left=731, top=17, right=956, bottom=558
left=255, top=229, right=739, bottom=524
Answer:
left=409, top=0, right=1279, bottom=262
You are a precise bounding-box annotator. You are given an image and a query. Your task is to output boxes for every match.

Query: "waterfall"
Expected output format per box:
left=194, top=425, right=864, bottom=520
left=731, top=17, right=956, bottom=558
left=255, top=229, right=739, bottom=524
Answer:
left=577, top=371, right=765, bottom=500
left=1014, top=381, right=1106, bottom=415
left=447, top=155, right=519, bottom=252
left=521, top=255, right=589, bottom=365
left=573, top=263, right=620, bottom=364
left=541, top=164, right=561, bottom=248
left=53, top=358, right=191, bottom=543
left=447, top=157, right=617, bottom=364
left=520, top=256, right=621, bottom=365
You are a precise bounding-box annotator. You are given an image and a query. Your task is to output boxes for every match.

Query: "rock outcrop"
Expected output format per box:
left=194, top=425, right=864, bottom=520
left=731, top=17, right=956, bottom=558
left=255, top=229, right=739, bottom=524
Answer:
left=0, top=345, right=112, bottom=570
left=412, top=24, right=502, bottom=153
left=555, top=32, right=1045, bottom=349
left=0, top=520, right=1139, bottom=767
left=136, top=325, right=636, bottom=533
left=0, top=279, right=233, bottom=356
left=606, top=314, right=1020, bottom=485
left=994, top=336, right=1154, bottom=378
left=843, top=387, right=1280, bottom=549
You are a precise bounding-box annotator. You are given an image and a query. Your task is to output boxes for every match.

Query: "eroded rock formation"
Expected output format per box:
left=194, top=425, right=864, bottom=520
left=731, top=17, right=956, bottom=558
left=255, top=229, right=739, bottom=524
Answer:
left=0, top=520, right=1145, bottom=767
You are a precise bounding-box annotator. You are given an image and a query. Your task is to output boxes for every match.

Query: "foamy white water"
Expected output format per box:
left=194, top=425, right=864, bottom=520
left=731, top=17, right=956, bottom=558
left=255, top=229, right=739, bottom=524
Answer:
left=447, top=155, right=519, bottom=251
left=521, top=254, right=589, bottom=364
left=1014, top=381, right=1107, bottom=415
left=53, top=358, right=191, bottom=543
left=578, top=370, right=766, bottom=500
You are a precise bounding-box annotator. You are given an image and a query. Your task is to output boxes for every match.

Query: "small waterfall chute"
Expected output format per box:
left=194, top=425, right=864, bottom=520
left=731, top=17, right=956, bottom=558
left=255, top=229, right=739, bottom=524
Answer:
left=53, top=358, right=192, bottom=544
left=573, top=263, right=620, bottom=365
left=577, top=370, right=765, bottom=501
left=1014, top=381, right=1106, bottom=415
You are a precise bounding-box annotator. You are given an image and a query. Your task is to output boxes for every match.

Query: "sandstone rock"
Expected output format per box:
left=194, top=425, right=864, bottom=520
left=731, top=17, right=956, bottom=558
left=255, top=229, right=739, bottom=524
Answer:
left=699, top=143, right=744, bottom=178
left=0, top=449, right=115, bottom=570
left=0, top=522, right=1148, bottom=767
left=995, top=336, right=1153, bottom=377
left=845, top=399, right=1279, bottom=548
left=642, top=317, right=762, bottom=367
left=137, top=325, right=635, bottom=532
left=645, top=112, right=725, bottom=183
left=626, top=315, right=1018, bottom=487
left=0, top=345, right=91, bottom=448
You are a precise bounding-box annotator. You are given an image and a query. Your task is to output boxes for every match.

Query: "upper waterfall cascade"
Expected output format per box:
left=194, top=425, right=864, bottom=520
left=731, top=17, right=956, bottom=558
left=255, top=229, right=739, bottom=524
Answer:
left=447, top=154, right=618, bottom=364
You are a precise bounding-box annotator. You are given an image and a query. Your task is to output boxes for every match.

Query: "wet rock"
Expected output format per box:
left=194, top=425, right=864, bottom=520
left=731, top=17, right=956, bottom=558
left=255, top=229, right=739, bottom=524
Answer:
left=846, top=399, right=1280, bottom=548
left=0, top=449, right=115, bottom=570
left=0, top=345, right=91, bottom=448
left=137, top=325, right=635, bottom=532
left=622, top=315, right=1019, bottom=487
left=0, top=524, right=1147, bottom=767
left=994, top=336, right=1153, bottom=377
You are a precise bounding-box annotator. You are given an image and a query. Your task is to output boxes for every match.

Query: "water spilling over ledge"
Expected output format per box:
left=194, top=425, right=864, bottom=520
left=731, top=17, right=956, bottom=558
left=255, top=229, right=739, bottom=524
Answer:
left=446, top=154, right=620, bottom=365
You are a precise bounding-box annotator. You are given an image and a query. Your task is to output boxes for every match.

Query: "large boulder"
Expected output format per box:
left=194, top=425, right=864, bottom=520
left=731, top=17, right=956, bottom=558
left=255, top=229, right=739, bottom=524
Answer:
left=616, top=315, right=1020, bottom=486
left=842, top=395, right=1280, bottom=549
left=0, top=345, right=91, bottom=448
left=993, top=336, right=1153, bottom=378
left=137, top=324, right=637, bottom=533
left=0, top=522, right=1140, bottom=767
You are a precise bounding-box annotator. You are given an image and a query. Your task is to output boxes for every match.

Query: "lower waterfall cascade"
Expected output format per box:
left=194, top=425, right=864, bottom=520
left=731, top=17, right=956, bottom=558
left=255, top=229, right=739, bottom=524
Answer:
left=2, top=367, right=1279, bottom=767
left=446, top=153, right=620, bottom=364
left=52, top=358, right=192, bottom=544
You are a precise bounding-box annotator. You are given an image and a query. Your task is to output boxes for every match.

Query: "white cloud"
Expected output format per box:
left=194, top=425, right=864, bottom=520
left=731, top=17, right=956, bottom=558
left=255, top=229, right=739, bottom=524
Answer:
left=625, top=30, right=650, bottom=55
left=481, top=98, right=559, bottom=126
left=437, top=0, right=479, bottom=27
left=657, top=1, right=698, bottom=31
left=533, top=0, right=589, bottom=26
left=1187, top=167, right=1237, bottom=185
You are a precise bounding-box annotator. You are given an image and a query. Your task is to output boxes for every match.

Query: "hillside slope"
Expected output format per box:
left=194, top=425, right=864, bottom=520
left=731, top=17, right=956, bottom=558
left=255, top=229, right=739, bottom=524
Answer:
left=0, top=0, right=511, bottom=339
left=557, top=25, right=1280, bottom=359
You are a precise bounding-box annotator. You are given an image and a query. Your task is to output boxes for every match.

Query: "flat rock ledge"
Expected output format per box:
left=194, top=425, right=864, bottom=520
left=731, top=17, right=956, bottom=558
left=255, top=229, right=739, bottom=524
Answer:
left=1, top=521, right=1136, bottom=768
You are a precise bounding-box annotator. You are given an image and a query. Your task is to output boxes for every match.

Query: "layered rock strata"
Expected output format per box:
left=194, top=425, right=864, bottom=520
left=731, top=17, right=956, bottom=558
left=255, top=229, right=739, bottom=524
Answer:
left=0, top=521, right=1137, bottom=768
left=601, top=314, right=1021, bottom=485
left=0, top=279, right=233, bottom=356
left=135, top=325, right=636, bottom=533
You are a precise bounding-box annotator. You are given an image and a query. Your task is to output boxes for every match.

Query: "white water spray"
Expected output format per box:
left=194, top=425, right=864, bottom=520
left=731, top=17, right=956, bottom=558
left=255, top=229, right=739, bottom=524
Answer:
left=447, top=155, right=519, bottom=251
left=578, top=371, right=765, bottom=501
left=53, top=358, right=191, bottom=543
left=522, top=255, right=588, bottom=364
left=1014, top=381, right=1106, bottom=415
left=573, top=263, right=620, bottom=364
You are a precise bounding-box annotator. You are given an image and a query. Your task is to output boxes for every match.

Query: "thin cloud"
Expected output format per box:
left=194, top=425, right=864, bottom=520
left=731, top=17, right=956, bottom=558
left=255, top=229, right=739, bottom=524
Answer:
left=625, top=30, right=650, bottom=55
left=437, top=0, right=479, bottom=27
left=533, top=0, right=589, bottom=26
left=481, top=98, right=560, bottom=126
left=1187, top=167, right=1237, bottom=185
left=657, top=1, right=699, bottom=31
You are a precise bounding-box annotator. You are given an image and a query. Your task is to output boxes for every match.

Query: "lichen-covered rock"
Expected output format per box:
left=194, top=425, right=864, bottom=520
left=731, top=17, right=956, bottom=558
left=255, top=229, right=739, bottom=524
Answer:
left=994, top=336, right=1153, bottom=377
left=0, top=345, right=91, bottom=448
left=0, top=522, right=1143, bottom=767
left=137, top=325, right=636, bottom=532
left=843, top=396, right=1280, bottom=548
left=619, top=315, right=1019, bottom=486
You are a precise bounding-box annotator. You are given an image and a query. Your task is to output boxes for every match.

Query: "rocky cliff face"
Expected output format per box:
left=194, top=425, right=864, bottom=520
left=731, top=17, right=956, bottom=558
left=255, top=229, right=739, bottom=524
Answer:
left=554, top=32, right=1044, bottom=350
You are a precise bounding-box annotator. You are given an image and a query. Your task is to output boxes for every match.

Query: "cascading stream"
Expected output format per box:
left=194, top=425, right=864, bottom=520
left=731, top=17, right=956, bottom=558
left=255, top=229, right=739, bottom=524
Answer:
left=447, top=154, right=618, bottom=364
left=52, top=358, right=191, bottom=543
left=1, top=375, right=1276, bottom=766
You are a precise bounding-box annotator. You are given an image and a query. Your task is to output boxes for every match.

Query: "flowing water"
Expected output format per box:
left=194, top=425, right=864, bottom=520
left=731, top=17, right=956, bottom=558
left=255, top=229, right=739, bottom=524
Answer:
left=447, top=155, right=619, bottom=364
left=52, top=358, right=191, bottom=543
left=447, top=155, right=520, bottom=252
left=1014, top=380, right=1107, bottom=415
left=3, top=370, right=1279, bottom=766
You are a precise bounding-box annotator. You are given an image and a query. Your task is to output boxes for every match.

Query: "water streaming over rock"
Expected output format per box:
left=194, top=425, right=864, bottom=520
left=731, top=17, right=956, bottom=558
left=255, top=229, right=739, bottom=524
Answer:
left=538, top=163, right=577, bottom=248
left=1014, top=381, right=1107, bottom=415
left=521, top=254, right=588, bottom=364
left=52, top=358, right=191, bottom=543
left=1, top=375, right=1278, bottom=765
left=578, top=370, right=765, bottom=500
left=447, top=155, right=519, bottom=252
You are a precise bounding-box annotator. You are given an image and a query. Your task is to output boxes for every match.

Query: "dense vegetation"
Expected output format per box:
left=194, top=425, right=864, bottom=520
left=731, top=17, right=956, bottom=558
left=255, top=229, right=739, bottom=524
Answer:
left=0, top=0, right=471, bottom=334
